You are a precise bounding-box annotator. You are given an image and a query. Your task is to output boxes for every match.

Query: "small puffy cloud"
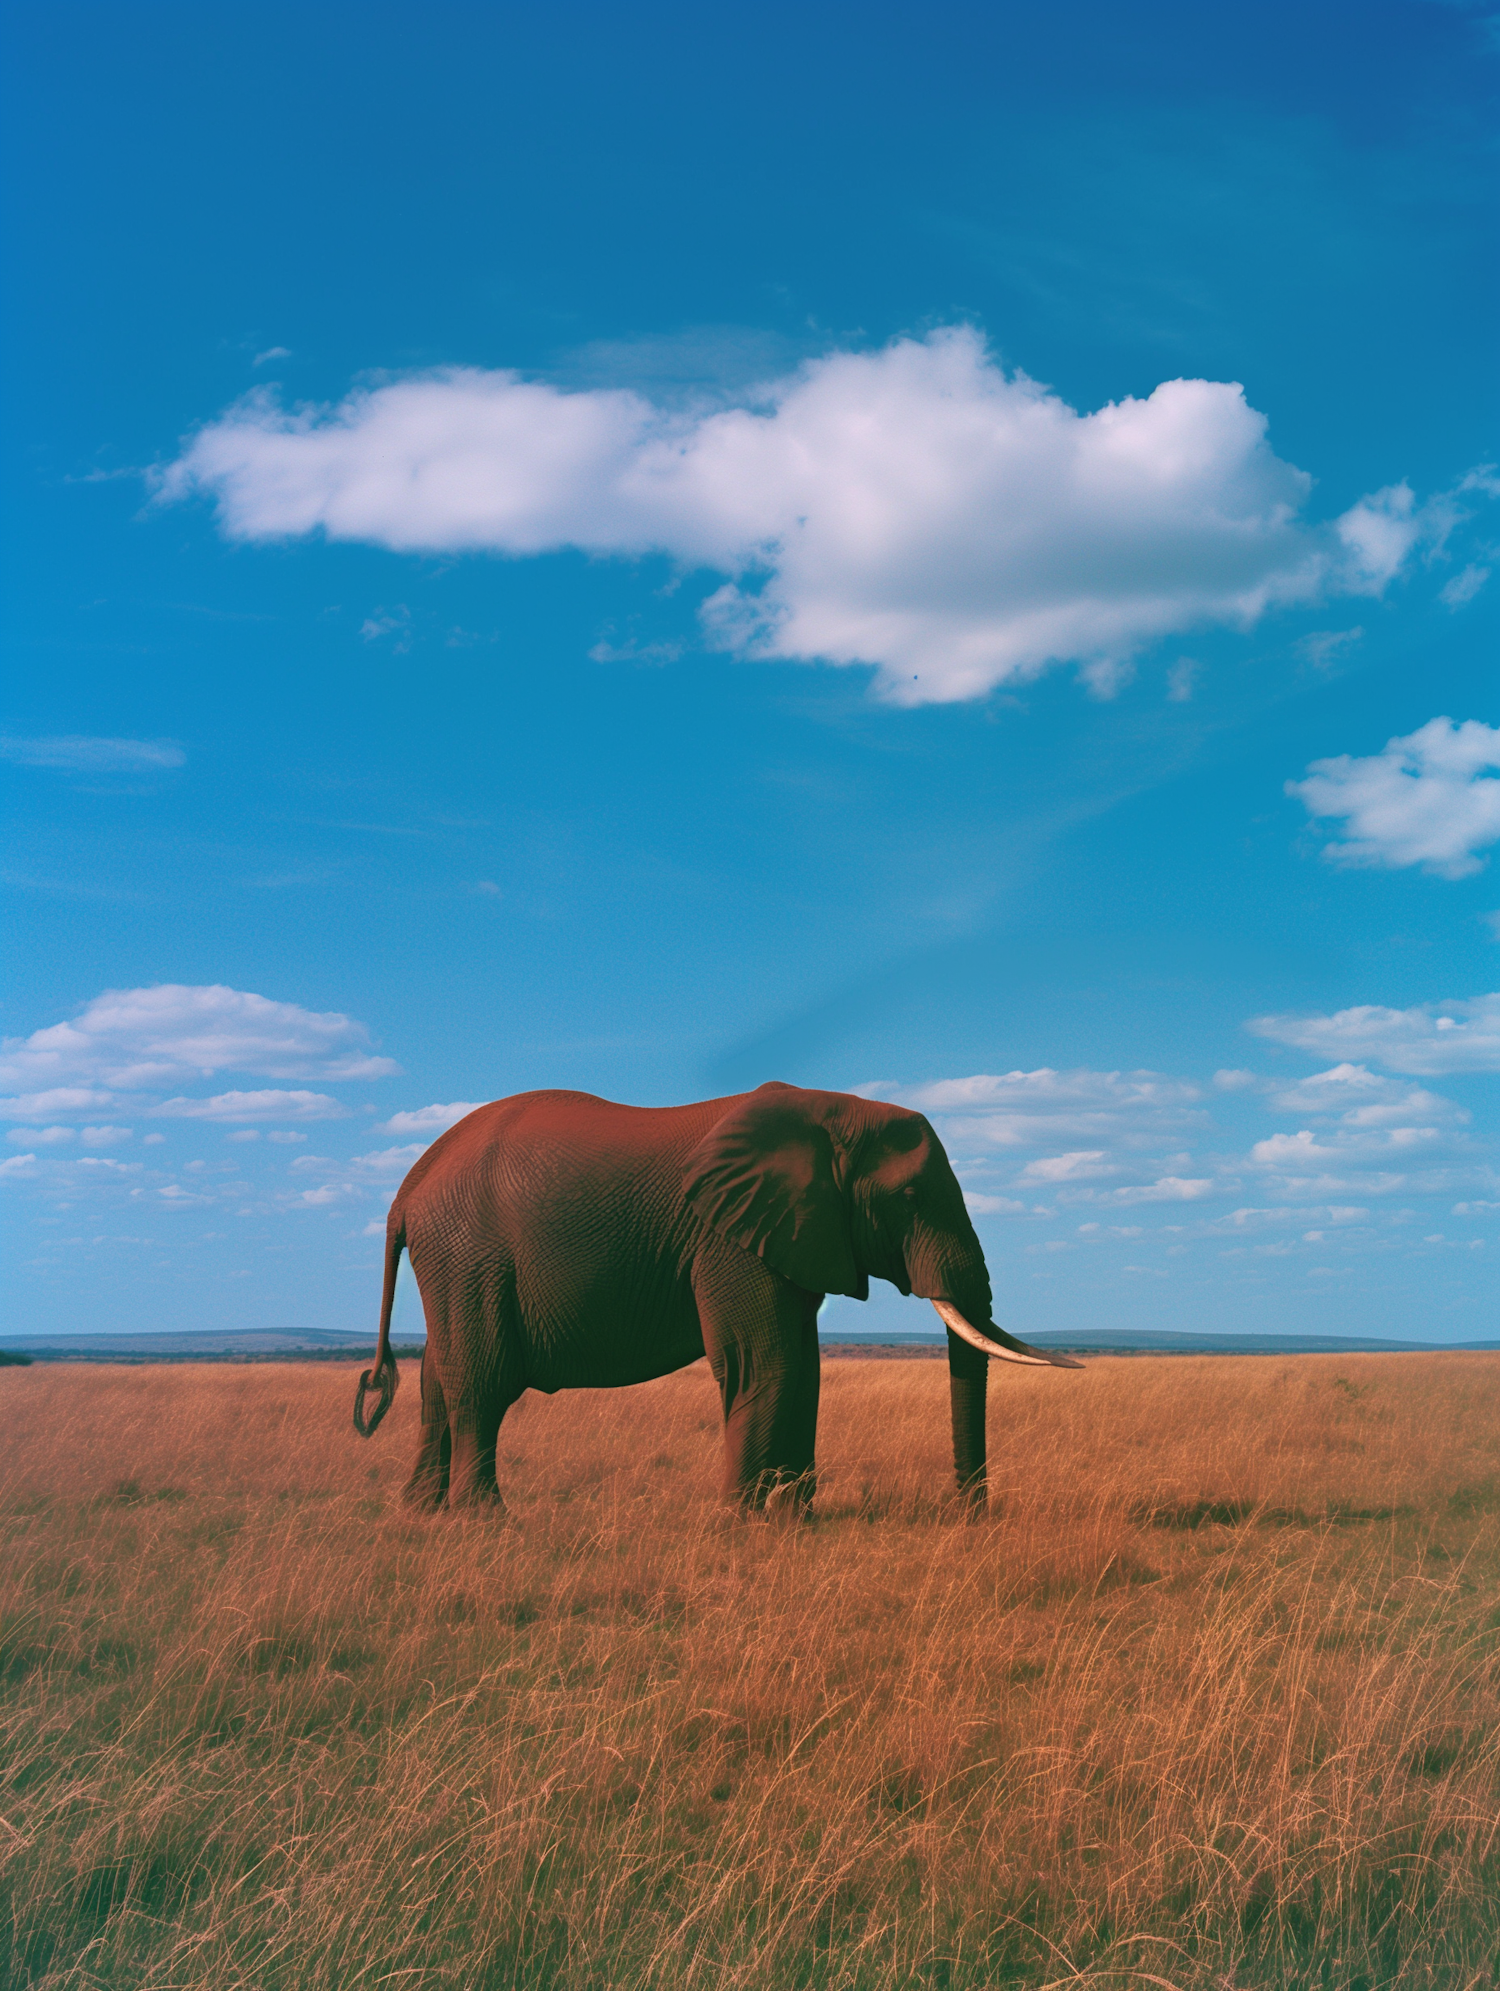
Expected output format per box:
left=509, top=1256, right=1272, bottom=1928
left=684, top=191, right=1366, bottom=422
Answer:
left=1213, top=1068, right=1258, bottom=1091
left=1020, top=1150, right=1114, bottom=1182
left=348, top=1144, right=427, bottom=1176
left=160, top=327, right=1428, bottom=706
left=1250, top=994, right=1500, bottom=1076
left=0, top=983, right=398, bottom=1096
left=1094, top=1176, right=1214, bottom=1206
left=1289, top=717, right=1500, bottom=878
left=1250, top=1127, right=1444, bottom=1169
left=150, top=1089, right=348, bottom=1122
left=0, top=1153, right=39, bottom=1178
left=1166, top=657, right=1198, bottom=702
left=964, top=1191, right=1028, bottom=1215
left=380, top=1101, right=484, bottom=1136
left=1440, top=564, right=1489, bottom=608
left=1295, top=627, right=1363, bottom=669
left=9, top=1124, right=73, bottom=1145
left=80, top=1125, right=132, bottom=1146
left=1266, top=1064, right=1466, bottom=1129
left=285, top=1142, right=427, bottom=1209
left=0, top=735, right=185, bottom=772
left=252, top=346, right=291, bottom=367
left=1334, top=484, right=1426, bottom=589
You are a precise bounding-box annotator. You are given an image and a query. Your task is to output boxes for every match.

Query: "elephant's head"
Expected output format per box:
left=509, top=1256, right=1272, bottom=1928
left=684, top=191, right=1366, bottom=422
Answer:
left=683, top=1081, right=1078, bottom=1503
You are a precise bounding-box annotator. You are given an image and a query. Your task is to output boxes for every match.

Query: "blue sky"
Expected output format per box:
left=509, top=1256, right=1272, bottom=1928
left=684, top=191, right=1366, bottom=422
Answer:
left=2, top=0, right=1497, bottom=1342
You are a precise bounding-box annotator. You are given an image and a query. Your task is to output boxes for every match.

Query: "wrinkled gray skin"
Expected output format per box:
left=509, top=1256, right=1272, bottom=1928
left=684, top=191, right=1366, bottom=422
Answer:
left=355, top=1081, right=1075, bottom=1515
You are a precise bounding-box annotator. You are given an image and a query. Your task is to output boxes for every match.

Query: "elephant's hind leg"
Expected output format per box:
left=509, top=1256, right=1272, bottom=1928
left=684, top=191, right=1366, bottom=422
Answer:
left=403, top=1346, right=452, bottom=1511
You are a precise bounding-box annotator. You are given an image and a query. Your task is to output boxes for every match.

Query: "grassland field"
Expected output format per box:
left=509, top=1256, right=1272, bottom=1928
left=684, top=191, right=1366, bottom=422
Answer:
left=2, top=1352, right=1498, bottom=1991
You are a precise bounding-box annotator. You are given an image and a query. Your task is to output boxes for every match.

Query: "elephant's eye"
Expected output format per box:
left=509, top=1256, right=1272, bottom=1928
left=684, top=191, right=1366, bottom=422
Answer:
left=901, top=1185, right=919, bottom=1204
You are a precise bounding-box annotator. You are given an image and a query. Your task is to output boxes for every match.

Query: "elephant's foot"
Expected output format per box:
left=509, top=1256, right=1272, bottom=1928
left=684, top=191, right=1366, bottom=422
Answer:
left=448, top=1475, right=508, bottom=1517
left=401, top=1472, right=448, bottom=1513
left=732, top=1469, right=815, bottom=1523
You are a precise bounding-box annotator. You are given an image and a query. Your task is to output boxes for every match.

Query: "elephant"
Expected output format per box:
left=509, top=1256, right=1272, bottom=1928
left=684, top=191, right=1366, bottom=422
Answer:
left=354, top=1080, right=1080, bottom=1515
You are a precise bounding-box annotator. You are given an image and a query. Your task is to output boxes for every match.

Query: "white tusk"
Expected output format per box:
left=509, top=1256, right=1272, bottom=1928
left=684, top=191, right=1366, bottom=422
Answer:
left=931, top=1299, right=1084, bottom=1370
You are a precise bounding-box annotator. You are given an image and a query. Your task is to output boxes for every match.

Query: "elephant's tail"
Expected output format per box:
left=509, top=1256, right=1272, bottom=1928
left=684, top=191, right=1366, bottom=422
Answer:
left=354, top=1212, right=405, bottom=1438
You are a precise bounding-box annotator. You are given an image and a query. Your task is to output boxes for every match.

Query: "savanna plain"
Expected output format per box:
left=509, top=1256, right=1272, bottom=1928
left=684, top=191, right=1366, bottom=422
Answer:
left=2, top=1351, right=1498, bottom=1991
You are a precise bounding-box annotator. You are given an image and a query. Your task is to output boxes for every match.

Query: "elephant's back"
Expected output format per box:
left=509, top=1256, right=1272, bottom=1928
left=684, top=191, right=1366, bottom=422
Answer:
left=393, top=1088, right=745, bottom=1220
left=395, top=1091, right=747, bottom=1364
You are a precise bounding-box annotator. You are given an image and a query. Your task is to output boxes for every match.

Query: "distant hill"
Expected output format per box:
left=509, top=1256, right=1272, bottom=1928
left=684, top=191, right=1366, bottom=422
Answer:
left=0, top=1326, right=1495, bottom=1363
left=825, top=1329, right=1500, bottom=1357
left=0, top=1328, right=423, bottom=1364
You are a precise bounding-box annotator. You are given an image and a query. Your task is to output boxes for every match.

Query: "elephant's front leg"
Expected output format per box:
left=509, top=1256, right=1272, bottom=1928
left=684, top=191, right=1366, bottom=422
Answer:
left=692, top=1234, right=821, bottom=1514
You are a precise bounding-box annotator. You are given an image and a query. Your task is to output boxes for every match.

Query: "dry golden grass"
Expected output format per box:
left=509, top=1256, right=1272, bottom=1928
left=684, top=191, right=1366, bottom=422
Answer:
left=2, top=1353, right=1498, bottom=1991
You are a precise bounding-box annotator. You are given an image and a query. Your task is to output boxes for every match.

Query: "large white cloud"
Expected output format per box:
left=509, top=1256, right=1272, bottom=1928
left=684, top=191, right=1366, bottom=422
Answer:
left=1250, top=994, right=1500, bottom=1076
left=159, top=327, right=1424, bottom=705
left=1289, top=718, right=1500, bottom=878
left=0, top=983, right=398, bottom=1107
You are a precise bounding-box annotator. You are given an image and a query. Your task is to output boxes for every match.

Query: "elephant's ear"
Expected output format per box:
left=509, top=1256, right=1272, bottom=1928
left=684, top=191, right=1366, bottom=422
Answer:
left=683, top=1082, right=867, bottom=1299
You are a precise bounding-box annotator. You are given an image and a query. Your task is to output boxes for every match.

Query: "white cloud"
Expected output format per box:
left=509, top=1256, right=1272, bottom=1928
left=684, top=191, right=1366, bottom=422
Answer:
left=1213, top=1068, right=1259, bottom=1091
left=899, top=1066, right=1203, bottom=1147
left=1166, top=657, right=1198, bottom=702
left=9, top=1124, right=73, bottom=1145
left=348, top=1144, right=426, bottom=1176
left=0, top=1153, right=39, bottom=1178
left=80, top=1125, right=132, bottom=1146
left=1250, top=994, right=1500, bottom=1076
left=0, top=1088, right=118, bottom=1121
left=0, top=735, right=185, bottom=772
left=1265, top=1064, right=1467, bottom=1129
left=1020, top=1150, right=1115, bottom=1182
left=159, top=327, right=1429, bottom=706
left=1334, top=484, right=1426, bottom=588
left=1440, top=564, right=1490, bottom=608
left=964, top=1192, right=1028, bottom=1215
left=252, top=346, right=291, bottom=367
left=380, top=1101, right=484, bottom=1136
left=1295, top=626, right=1363, bottom=669
left=1289, top=717, right=1500, bottom=878
left=149, top=1089, right=348, bottom=1122
left=0, top=984, right=398, bottom=1097
left=1250, top=1127, right=1444, bottom=1169
left=284, top=1142, right=428, bottom=1210
left=1091, top=1175, right=1215, bottom=1206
